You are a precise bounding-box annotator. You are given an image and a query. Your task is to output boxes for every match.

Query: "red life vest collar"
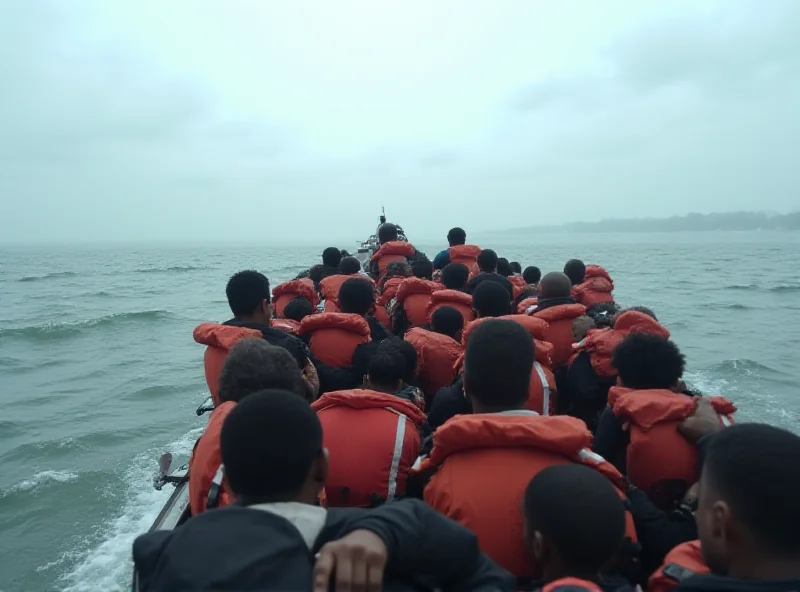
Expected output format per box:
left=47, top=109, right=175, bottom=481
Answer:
left=449, top=244, right=482, bottom=259
left=370, top=241, right=415, bottom=263
left=272, top=278, right=319, bottom=306
left=532, top=303, right=586, bottom=323
left=395, top=278, right=442, bottom=303
left=299, top=312, right=371, bottom=337
left=311, top=389, right=427, bottom=425
left=193, top=323, right=262, bottom=350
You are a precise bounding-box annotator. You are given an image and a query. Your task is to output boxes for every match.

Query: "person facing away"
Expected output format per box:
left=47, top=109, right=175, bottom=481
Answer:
left=386, top=337, right=427, bottom=410
left=319, top=256, right=372, bottom=312
left=593, top=333, right=736, bottom=510
left=465, top=249, right=515, bottom=298
left=391, top=256, right=441, bottom=335
left=510, top=261, right=522, bottom=275
left=524, top=266, right=542, bottom=287
left=369, top=223, right=417, bottom=280
left=433, top=227, right=482, bottom=271
left=427, top=263, right=474, bottom=325
left=188, top=339, right=311, bottom=516
left=530, top=272, right=586, bottom=368
left=669, top=423, right=800, bottom=592
left=565, top=259, right=615, bottom=307
left=309, top=246, right=344, bottom=286
left=311, top=346, right=427, bottom=508
left=272, top=296, right=315, bottom=334
left=422, top=319, right=634, bottom=580
left=523, top=465, right=636, bottom=592
left=136, top=390, right=515, bottom=592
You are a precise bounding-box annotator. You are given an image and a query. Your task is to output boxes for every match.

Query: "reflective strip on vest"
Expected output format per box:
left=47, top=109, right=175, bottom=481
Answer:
left=720, top=415, right=732, bottom=427
left=386, top=414, right=407, bottom=501
left=207, top=465, right=224, bottom=509
left=533, top=361, right=550, bottom=416
left=577, top=449, right=606, bottom=465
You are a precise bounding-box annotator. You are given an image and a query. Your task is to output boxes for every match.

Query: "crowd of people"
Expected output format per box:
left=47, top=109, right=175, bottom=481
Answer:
left=133, top=223, right=800, bottom=592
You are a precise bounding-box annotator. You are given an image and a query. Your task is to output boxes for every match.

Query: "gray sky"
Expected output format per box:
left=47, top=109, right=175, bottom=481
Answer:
left=1, top=1, right=798, bottom=243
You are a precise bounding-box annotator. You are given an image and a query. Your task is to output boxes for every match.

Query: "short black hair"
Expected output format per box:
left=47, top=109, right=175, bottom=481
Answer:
left=525, top=465, right=626, bottom=573
left=523, top=266, right=542, bottom=285
left=221, top=390, right=321, bottom=502
left=514, top=287, right=538, bottom=307
left=380, top=338, right=417, bottom=382
left=411, top=255, right=434, bottom=280
left=587, top=302, right=621, bottom=329
left=497, top=258, right=513, bottom=277
left=283, top=297, right=315, bottom=322
left=380, top=262, right=412, bottom=290
left=625, top=306, right=657, bottom=321
left=539, top=272, right=573, bottom=299
left=477, top=249, right=498, bottom=273
left=367, top=347, right=406, bottom=388
left=338, top=278, right=375, bottom=315
left=441, top=263, right=470, bottom=290
left=340, top=249, right=350, bottom=257
left=226, top=270, right=270, bottom=317
left=472, top=280, right=511, bottom=318
left=431, top=306, right=464, bottom=339
left=612, top=333, right=685, bottom=390
left=339, top=256, right=362, bottom=275
left=464, top=320, right=532, bottom=407
left=510, top=261, right=522, bottom=274
left=447, top=227, right=466, bottom=246
left=218, top=339, right=305, bottom=403
left=322, top=247, right=342, bottom=268
left=704, top=423, right=800, bottom=557
left=564, top=259, right=586, bottom=285
left=378, top=223, right=398, bottom=243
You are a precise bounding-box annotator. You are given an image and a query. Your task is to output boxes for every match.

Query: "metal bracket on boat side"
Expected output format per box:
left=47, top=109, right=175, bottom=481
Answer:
left=153, top=452, right=188, bottom=490
left=196, top=396, right=215, bottom=416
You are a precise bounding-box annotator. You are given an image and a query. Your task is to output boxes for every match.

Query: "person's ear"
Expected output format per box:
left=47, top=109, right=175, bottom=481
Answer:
left=532, top=531, right=546, bottom=562
left=312, top=449, right=329, bottom=490
left=262, top=299, right=272, bottom=319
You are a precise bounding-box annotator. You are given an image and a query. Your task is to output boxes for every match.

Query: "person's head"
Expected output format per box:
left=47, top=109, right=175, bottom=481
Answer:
left=538, top=272, right=573, bottom=299
left=698, top=423, right=800, bottom=578
left=340, top=249, right=350, bottom=258
left=431, top=306, right=464, bottom=339
left=612, top=333, right=685, bottom=390
left=381, top=337, right=418, bottom=383
left=564, top=259, right=587, bottom=286
left=477, top=249, right=499, bottom=273
left=364, top=346, right=406, bottom=394
left=464, top=319, right=533, bottom=413
left=441, top=263, right=470, bottom=290
left=473, top=280, right=512, bottom=318
left=221, top=390, right=326, bottom=505
left=524, top=465, right=627, bottom=580
left=226, top=270, right=271, bottom=323
left=447, top=227, right=467, bottom=246
left=282, top=297, right=315, bottom=323
left=510, top=261, right=522, bottom=274
left=411, top=255, right=434, bottom=280
left=378, top=223, right=398, bottom=244
left=497, top=258, right=513, bottom=277
left=322, top=247, right=342, bottom=268
left=380, top=261, right=412, bottom=289
left=338, top=278, right=375, bottom=315
left=339, top=256, right=362, bottom=275
left=523, top=266, right=542, bottom=285
left=218, top=339, right=305, bottom=403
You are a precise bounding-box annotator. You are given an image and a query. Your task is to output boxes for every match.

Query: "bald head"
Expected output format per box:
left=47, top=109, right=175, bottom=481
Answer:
left=378, top=223, right=398, bottom=244
left=539, top=272, right=573, bottom=299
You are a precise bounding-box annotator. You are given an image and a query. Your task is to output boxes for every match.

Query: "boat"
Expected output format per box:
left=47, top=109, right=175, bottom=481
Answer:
left=355, top=207, right=407, bottom=271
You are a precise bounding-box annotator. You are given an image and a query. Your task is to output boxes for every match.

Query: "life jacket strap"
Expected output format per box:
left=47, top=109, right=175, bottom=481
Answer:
left=207, top=465, right=224, bottom=509
left=662, top=562, right=696, bottom=582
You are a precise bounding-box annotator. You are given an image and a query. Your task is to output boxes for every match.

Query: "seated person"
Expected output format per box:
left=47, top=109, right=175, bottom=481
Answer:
left=523, top=266, right=542, bottom=288
left=272, top=278, right=319, bottom=317
left=510, top=261, right=522, bottom=275
left=369, top=223, right=417, bottom=280
left=465, top=249, right=514, bottom=298
left=530, top=272, right=586, bottom=368
left=309, top=246, right=343, bottom=285
left=427, top=263, right=474, bottom=324
left=272, top=296, right=315, bottom=334
left=392, top=272, right=442, bottom=334
left=433, top=227, right=482, bottom=271
left=565, top=259, right=615, bottom=307
left=136, top=390, right=515, bottom=591
left=311, top=348, right=426, bottom=508
left=385, top=338, right=427, bottom=411
left=318, top=256, right=371, bottom=312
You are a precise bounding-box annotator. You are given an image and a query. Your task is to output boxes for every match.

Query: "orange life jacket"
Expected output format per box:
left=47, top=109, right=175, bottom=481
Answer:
left=610, top=388, right=736, bottom=508
left=189, top=401, right=236, bottom=515
left=312, top=389, right=426, bottom=507
left=370, top=241, right=416, bottom=278
left=272, top=278, right=319, bottom=318
left=319, top=274, right=375, bottom=313
left=448, top=244, right=482, bottom=272
left=538, top=578, right=613, bottom=592
left=460, top=316, right=556, bottom=414
left=424, top=413, right=636, bottom=579
left=648, top=540, right=709, bottom=592
left=426, top=289, right=475, bottom=325
left=573, top=311, right=670, bottom=377
left=572, top=265, right=614, bottom=307
left=517, top=297, right=539, bottom=314
left=299, top=313, right=370, bottom=367
left=373, top=276, right=405, bottom=328
left=395, top=277, right=443, bottom=328
left=531, top=304, right=587, bottom=368
left=271, top=318, right=301, bottom=335
left=509, top=275, right=528, bottom=299
left=404, top=327, right=463, bottom=402
left=193, top=323, right=262, bottom=406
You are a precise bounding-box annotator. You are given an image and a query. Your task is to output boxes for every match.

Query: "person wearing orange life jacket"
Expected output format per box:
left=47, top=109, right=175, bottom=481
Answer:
left=188, top=339, right=310, bottom=516
left=530, top=272, right=587, bottom=369
left=565, top=308, right=669, bottom=431
left=272, top=277, right=319, bottom=318
left=565, top=259, right=615, bottom=307
left=522, top=465, right=638, bottom=592
left=391, top=276, right=443, bottom=334
left=271, top=296, right=315, bottom=335
left=373, top=261, right=412, bottom=328
left=318, top=256, right=370, bottom=313
left=648, top=541, right=709, bottom=592
left=432, top=227, right=482, bottom=272
left=465, top=249, right=515, bottom=298
left=369, top=223, right=418, bottom=281
left=405, top=306, right=464, bottom=407
left=306, top=246, right=344, bottom=287
left=498, top=258, right=528, bottom=300
left=311, top=346, right=426, bottom=508
left=592, top=334, right=736, bottom=510
left=426, top=263, right=475, bottom=325
left=422, top=320, right=637, bottom=580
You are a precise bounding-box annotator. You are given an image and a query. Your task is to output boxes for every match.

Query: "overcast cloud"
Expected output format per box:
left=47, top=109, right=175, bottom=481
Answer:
left=1, top=0, right=798, bottom=243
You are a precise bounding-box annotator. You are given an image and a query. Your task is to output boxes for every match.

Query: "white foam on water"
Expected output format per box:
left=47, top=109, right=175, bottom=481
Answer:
left=58, top=427, right=203, bottom=592
left=1, top=470, right=79, bottom=497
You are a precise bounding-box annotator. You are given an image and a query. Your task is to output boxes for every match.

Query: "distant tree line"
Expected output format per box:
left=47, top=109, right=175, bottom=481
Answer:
left=513, top=211, right=800, bottom=233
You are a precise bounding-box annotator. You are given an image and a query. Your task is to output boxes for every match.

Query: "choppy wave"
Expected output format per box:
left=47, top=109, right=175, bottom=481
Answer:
left=0, top=311, right=172, bottom=342
left=135, top=265, right=207, bottom=274
left=18, top=271, right=79, bottom=283
left=723, top=303, right=754, bottom=310
left=724, top=283, right=758, bottom=290
left=1, top=471, right=79, bottom=498
left=769, top=284, right=800, bottom=293
left=710, top=358, right=782, bottom=377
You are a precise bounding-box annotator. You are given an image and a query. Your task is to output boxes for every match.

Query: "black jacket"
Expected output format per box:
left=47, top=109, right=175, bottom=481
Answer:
left=366, top=315, right=393, bottom=342
left=132, top=499, right=514, bottom=592
left=465, top=272, right=514, bottom=298
left=563, top=351, right=616, bottom=431
left=308, top=264, right=342, bottom=286
left=676, top=574, right=800, bottom=592
left=424, top=377, right=471, bottom=439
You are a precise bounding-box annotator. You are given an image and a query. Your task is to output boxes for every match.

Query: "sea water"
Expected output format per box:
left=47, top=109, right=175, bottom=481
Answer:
left=0, top=232, right=798, bottom=591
